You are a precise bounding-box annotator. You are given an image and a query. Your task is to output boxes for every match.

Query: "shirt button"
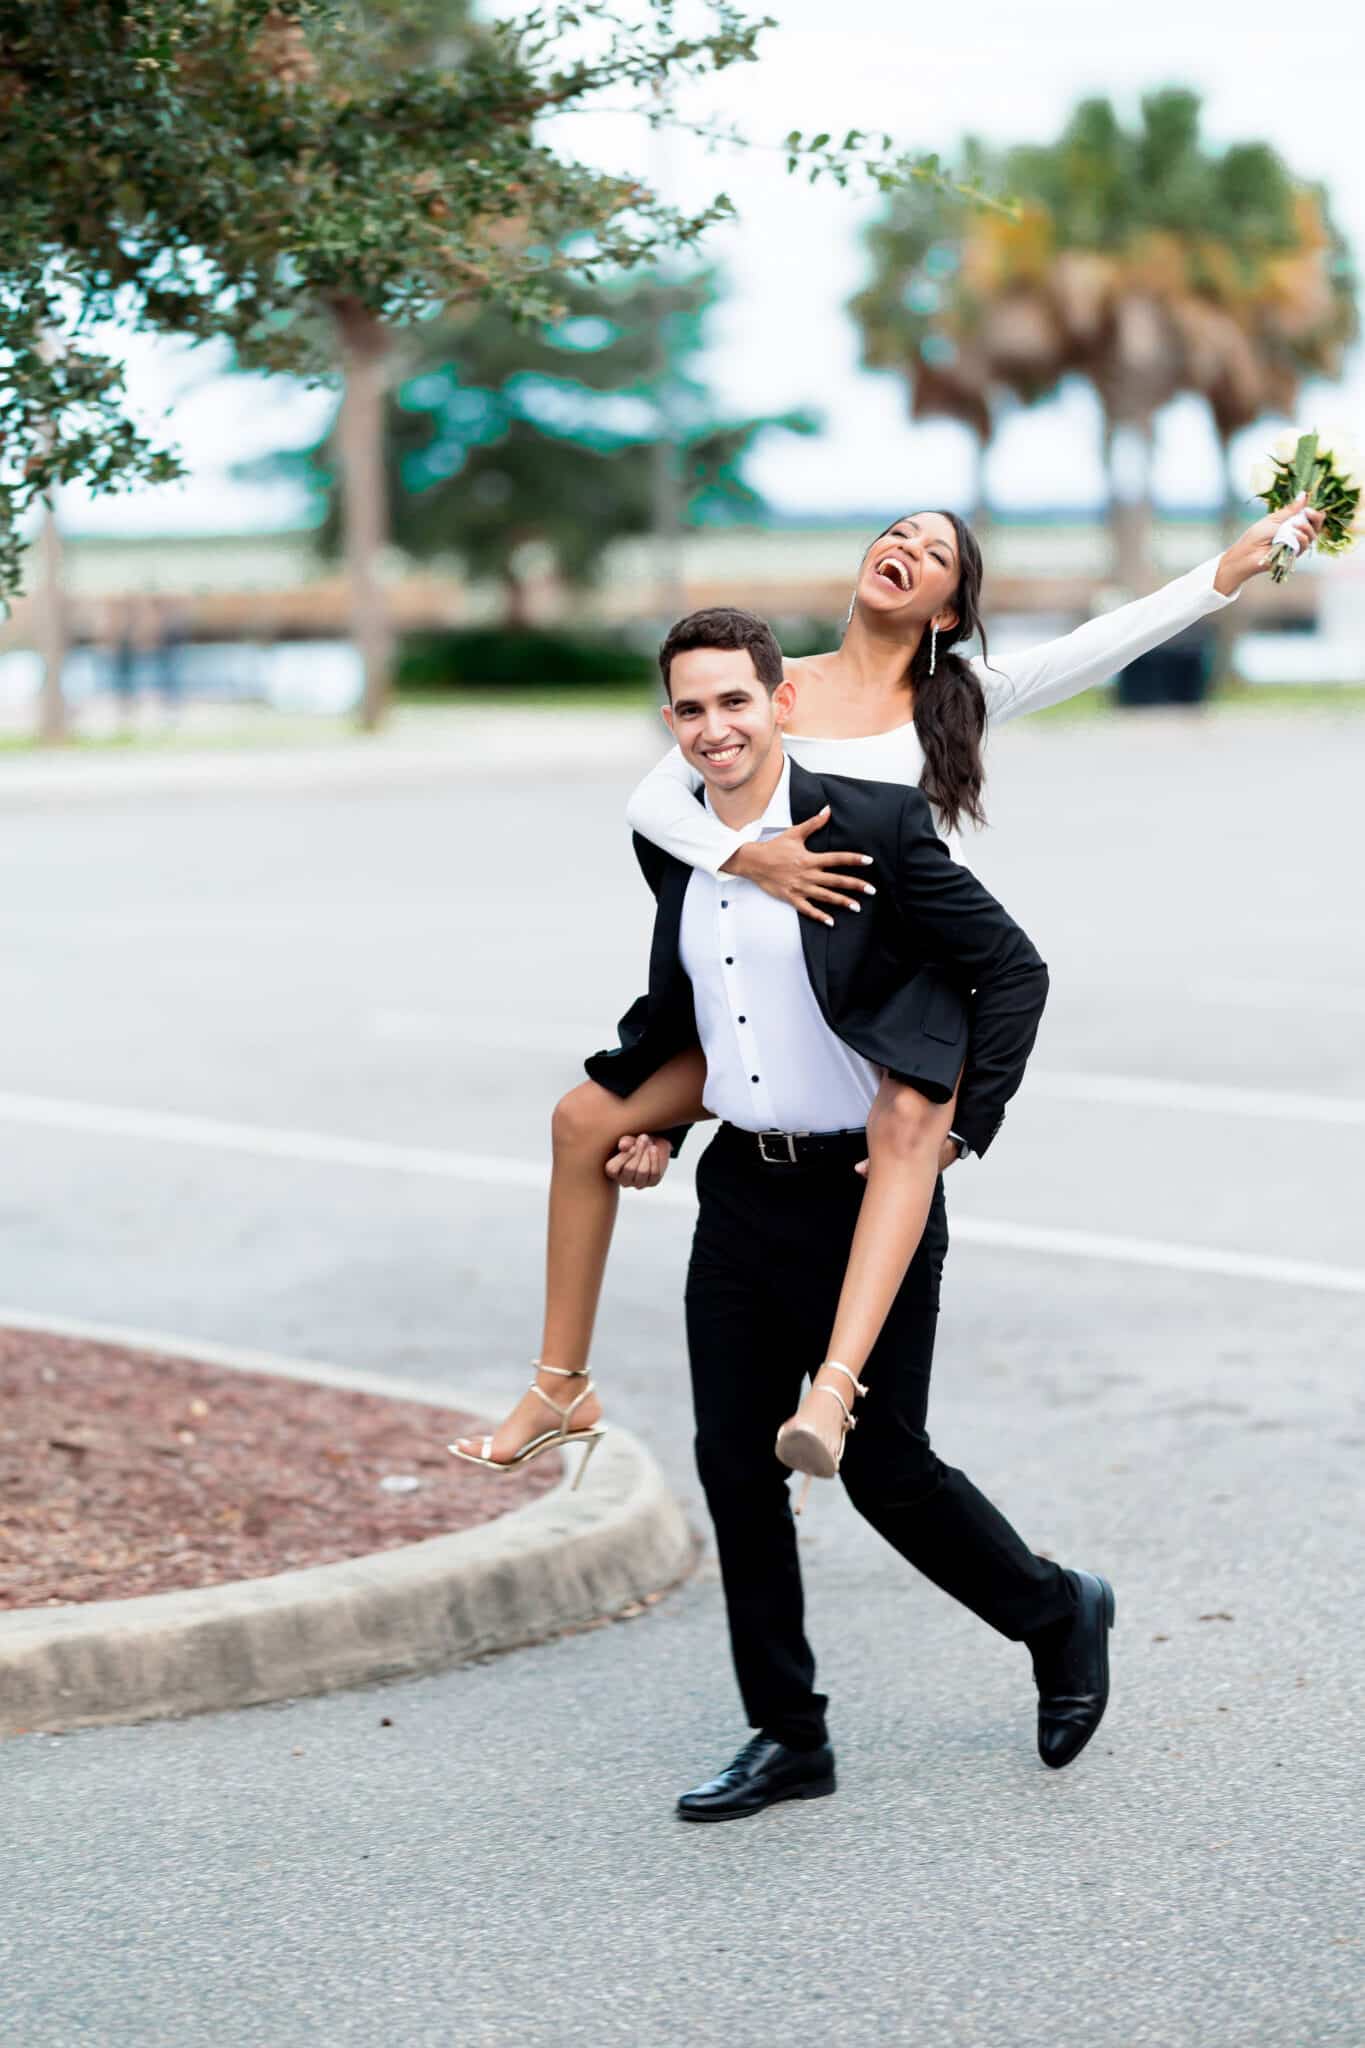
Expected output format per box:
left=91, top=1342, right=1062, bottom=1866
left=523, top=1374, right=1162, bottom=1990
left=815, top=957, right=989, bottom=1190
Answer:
left=725, top=956, right=734, bottom=965
left=720, top=899, right=728, bottom=908
left=737, top=1015, right=746, bottom=1024
left=751, top=1074, right=760, bottom=1084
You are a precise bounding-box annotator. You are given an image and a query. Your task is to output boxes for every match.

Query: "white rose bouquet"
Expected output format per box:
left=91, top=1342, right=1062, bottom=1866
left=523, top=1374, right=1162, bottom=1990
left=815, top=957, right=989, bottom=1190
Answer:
left=1249, top=428, right=1362, bottom=583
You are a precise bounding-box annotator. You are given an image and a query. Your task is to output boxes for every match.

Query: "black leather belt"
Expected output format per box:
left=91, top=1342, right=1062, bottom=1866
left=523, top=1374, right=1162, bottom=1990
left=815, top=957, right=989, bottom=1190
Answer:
left=724, top=1124, right=868, bottom=1169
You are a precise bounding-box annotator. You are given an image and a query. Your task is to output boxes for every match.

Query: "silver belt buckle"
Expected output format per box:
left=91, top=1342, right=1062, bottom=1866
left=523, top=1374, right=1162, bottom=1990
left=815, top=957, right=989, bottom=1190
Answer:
left=757, top=1131, right=799, bottom=1166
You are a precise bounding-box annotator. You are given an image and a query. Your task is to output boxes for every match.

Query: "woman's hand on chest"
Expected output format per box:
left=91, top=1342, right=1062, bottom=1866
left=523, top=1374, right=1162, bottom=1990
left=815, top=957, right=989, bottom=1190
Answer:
left=723, top=809, right=876, bottom=926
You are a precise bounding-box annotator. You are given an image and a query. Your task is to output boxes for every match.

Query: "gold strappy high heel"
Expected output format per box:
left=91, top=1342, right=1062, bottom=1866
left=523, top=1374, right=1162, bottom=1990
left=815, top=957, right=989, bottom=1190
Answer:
left=448, top=1363, right=605, bottom=1492
left=774, top=1361, right=868, bottom=1515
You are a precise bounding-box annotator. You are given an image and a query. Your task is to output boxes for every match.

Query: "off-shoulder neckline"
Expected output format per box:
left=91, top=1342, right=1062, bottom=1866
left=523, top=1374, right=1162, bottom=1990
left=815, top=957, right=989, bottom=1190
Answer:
left=786, top=720, right=918, bottom=743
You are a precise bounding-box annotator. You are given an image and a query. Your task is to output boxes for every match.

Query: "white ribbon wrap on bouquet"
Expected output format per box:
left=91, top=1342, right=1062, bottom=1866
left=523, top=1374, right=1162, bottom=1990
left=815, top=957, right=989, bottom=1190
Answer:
left=1272, top=516, right=1313, bottom=559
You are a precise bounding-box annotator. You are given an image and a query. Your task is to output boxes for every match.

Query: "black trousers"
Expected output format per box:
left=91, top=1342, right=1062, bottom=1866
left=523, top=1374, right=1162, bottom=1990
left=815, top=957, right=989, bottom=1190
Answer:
left=683, top=1123, right=1076, bottom=1750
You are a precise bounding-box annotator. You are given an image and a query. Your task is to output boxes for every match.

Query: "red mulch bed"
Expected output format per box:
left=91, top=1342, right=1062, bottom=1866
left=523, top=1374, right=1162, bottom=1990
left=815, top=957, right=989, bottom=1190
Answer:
left=0, top=1328, right=561, bottom=1611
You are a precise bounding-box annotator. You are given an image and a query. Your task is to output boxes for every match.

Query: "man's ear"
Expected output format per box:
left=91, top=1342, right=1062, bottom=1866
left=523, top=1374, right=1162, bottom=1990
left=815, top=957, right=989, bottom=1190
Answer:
left=772, top=678, right=798, bottom=728
left=660, top=699, right=676, bottom=736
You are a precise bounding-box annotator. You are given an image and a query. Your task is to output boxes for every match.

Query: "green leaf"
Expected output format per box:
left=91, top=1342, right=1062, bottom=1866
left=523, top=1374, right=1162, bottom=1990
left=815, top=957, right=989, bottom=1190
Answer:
left=1291, top=432, right=1319, bottom=496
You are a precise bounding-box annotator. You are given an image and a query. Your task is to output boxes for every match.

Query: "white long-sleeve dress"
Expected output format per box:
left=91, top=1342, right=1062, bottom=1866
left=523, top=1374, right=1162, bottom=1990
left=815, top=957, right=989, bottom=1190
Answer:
left=627, top=557, right=1237, bottom=866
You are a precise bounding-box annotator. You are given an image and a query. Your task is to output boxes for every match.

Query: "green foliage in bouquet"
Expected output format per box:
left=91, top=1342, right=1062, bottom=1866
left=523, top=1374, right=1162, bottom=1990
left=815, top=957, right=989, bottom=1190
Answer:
left=1255, top=431, right=1362, bottom=582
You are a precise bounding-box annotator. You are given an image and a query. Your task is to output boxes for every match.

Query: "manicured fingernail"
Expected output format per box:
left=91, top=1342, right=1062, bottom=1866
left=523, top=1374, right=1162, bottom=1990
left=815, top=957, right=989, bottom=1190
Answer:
left=861, top=856, right=874, bottom=865
left=849, top=902, right=861, bottom=912
left=863, top=884, right=877, bottom=896
left=824, top=915, right=834, bottom=926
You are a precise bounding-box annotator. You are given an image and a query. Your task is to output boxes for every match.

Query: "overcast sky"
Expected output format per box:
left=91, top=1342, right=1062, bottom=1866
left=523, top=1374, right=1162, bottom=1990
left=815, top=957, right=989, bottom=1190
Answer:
left=64, top=0, right=1364, bottom=537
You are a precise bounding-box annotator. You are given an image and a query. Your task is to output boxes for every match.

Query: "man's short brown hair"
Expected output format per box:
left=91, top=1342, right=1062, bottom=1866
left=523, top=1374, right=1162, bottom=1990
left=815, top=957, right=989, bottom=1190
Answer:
left=657, top=607, right=784, bottom=697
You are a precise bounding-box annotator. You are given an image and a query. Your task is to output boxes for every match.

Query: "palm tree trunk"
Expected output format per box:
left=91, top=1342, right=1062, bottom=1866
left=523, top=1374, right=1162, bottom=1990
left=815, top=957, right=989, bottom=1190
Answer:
left=1219, top=433, right=1245, bottom=548
left=34, top=498, right=68, bottom=746
left=1109, top=418, right=1155, bottom=594
left=333, top=298, right=394, bottom=732
left=969, top=430, right=991, bottom=533
left=1102, top=413, right=1120, bottom=581
left=1211, top=431, right=1245, bottom=688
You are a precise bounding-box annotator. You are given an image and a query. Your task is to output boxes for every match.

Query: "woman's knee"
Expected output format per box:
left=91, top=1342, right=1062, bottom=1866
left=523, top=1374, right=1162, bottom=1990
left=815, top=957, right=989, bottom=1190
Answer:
left=550, top=1080, right=621, bottom=1160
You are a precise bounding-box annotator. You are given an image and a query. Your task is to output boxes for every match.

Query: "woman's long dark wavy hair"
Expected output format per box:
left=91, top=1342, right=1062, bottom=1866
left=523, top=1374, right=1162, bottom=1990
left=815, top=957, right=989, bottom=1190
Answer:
left=855, top=511, right=989, bottom=834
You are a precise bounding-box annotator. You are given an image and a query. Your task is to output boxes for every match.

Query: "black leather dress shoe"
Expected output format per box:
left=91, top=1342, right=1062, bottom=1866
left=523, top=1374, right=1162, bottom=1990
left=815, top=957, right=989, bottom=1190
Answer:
left=676, top=1734, right=836, bottom=1822
left=1033, top=1569, right=1116, bottom=1770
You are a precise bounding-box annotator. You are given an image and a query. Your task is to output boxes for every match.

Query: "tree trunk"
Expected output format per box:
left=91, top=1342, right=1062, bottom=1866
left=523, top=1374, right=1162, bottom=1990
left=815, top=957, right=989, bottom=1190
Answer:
left=968, top=431, right=992, bottom=534
left=333, top=299, right=394, bottom=732
left=1219, top=434, right=1245, bottom=548
left=1210, top=431, right=1245, bottom=688
left=1107, top=417, right=1155, bottom=595
left=1101, top=414, right=1119, bottom=581
left=34, top=498, right=68, bottom=746
left=650, top=432, right=685, bottom=630
left=649, top=275, right=685, bottom=633
left=501, top=568, right=531, bottom=628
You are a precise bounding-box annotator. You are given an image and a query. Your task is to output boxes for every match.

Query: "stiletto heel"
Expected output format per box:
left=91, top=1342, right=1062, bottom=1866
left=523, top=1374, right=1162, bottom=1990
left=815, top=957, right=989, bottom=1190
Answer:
left=775, top=1361, right=868, bottom=1514
left=571, top=1430, right=604, bottom=1492
left=448, top=1361, right=606, bottom=1484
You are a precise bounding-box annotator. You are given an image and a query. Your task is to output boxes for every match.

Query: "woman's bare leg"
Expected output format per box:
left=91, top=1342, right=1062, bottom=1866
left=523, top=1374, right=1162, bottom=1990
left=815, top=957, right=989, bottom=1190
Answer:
left=455, top=1047, right=709, bottom=1463
left=781, top=1071, right=958, bottom=1459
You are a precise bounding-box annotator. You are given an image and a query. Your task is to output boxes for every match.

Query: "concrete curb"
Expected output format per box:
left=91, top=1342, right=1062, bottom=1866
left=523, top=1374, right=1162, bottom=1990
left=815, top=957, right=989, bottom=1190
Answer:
left=0, top=1316, right=695, bottom=1738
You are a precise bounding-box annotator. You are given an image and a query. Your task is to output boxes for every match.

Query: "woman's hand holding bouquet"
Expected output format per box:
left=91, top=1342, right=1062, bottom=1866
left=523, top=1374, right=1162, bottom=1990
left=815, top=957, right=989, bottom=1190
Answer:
left=1249, top=428, right=1362, bottom=583
left=1214, top=490, right=1323, bottom=595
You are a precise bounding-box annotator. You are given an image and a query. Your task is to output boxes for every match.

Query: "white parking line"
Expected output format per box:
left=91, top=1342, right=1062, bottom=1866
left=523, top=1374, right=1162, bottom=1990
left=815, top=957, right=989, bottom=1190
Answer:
left=950, top=1219, right=1365, bottom=1296
left=364, top=1020, right=1365, bottom=1132
left=1029, top=1071, right=1365, bottom=1129
left=1193, top=977, right=1365, bottom=1018
left=366, top=1030, right=1365, bottom=1131
left=0, top=1090, right=549, bottom=1192
left=1, top=1088, right=1363, bottom=1298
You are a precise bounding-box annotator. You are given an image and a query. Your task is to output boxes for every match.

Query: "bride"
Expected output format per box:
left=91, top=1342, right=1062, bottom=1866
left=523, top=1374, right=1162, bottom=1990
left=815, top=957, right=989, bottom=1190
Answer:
left=451, top=491, right=1320, bottom=1483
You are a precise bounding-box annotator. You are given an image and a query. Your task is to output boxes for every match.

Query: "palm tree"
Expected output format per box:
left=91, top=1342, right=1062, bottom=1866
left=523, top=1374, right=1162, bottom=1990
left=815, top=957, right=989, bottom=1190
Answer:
left=850, top=92, right=1358, bottom=595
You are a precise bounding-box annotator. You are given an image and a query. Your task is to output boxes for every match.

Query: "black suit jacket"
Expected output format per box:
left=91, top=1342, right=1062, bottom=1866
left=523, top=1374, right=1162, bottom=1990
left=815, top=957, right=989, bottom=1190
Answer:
left=585, top=758, right=1049, bottom=1158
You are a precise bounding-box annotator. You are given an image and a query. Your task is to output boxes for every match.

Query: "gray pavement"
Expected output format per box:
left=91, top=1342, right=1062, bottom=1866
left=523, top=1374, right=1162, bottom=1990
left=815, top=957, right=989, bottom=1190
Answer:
left=2, top=705, right=1363, bottom=2046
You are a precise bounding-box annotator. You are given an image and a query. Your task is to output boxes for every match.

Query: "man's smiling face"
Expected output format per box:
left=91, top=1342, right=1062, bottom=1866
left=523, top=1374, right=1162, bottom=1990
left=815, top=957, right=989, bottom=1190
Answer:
left=855, top=511, right=961, bottom=628
left=663, top=646, right=795, bottom=795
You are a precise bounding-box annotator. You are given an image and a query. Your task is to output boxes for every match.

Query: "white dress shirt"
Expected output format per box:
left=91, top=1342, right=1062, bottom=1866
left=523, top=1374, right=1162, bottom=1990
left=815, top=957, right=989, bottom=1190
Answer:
left=678, top=757, right=879, bottom=1134
left=628, top=554, right=1239, bottom=870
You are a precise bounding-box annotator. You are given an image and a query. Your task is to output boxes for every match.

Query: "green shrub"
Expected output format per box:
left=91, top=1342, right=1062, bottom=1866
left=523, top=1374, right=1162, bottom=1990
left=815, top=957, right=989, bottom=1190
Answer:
left=397, top=627, right=653, bottom=693
left=767, top=616, right=844, bottom=658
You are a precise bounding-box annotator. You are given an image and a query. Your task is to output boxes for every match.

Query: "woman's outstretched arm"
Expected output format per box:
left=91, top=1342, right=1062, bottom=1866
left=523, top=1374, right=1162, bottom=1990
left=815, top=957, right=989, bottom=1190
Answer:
left=975, top=498, right=1322, bottom=726
left=974, top=556, right=1237, bottom=725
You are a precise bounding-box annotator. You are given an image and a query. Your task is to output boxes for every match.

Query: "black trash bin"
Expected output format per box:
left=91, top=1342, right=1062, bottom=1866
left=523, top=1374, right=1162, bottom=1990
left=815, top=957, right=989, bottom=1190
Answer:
left=1116, top=617, right=1212, bottom=707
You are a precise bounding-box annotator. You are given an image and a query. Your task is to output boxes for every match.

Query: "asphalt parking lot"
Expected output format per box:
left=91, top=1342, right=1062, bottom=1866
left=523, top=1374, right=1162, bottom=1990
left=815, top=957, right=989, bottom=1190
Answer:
left=2, top=705, right=1362, bottom=2047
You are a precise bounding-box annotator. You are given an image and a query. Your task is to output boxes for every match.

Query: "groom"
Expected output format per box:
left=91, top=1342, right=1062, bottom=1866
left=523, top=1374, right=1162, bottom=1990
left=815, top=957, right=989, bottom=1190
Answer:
left=587, top=606, right=1114, bottom=1821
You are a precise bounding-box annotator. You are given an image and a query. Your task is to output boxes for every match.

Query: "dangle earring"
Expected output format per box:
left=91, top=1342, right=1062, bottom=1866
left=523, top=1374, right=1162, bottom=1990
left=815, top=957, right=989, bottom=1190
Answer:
left=929, top=622, right=938, bottom=675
